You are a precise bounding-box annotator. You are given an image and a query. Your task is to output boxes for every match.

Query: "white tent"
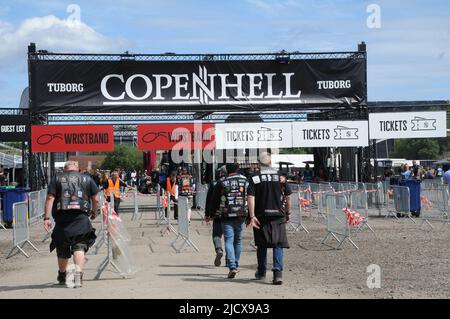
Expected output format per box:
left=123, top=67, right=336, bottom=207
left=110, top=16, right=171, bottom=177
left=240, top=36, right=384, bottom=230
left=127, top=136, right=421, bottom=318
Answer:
left=271, top=154, right=314, bottom=169
left=0, top=152, right=22, bottom=168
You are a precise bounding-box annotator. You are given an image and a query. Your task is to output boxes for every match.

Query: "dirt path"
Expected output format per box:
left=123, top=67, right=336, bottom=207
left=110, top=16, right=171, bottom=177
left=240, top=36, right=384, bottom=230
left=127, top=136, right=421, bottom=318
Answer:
left=1, top=196, right=449, bottom=299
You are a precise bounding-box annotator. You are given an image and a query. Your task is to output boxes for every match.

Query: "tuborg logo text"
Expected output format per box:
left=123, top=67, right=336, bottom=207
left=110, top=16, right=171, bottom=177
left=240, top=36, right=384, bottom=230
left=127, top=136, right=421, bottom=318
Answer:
left=100, top=66, right=303, bottom=106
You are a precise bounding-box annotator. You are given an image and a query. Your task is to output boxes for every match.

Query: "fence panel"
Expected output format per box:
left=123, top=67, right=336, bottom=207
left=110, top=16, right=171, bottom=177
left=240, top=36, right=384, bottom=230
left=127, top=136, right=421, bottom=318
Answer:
left=6, top=201, right=39, bottom=258
left=321, top=193, right=358, bottom=250
left=28, top=191, right=41, bottom=223
left=289, top=191, right=309, bottom=233
left=171, top=196, right=199, bottom=253
left=420, top=185, right=449, bottom=229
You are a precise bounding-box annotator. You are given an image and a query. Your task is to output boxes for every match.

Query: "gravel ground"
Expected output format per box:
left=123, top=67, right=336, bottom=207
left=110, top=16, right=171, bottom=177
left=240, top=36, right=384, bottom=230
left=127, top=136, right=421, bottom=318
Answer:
left=1, top=196, right=450, bottom=299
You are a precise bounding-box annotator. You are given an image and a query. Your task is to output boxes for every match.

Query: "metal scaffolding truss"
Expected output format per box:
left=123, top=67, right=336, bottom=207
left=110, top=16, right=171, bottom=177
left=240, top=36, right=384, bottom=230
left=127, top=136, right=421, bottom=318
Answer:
left=47, top=111, right=309, bottom=124
left=0, top=108, right=28, bottom=115
left=30, top=51, right=366, bottom=62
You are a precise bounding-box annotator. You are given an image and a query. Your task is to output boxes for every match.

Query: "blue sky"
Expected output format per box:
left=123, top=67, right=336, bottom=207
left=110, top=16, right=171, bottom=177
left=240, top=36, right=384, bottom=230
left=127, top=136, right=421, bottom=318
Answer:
left=0, top=0, right=449, bottom=107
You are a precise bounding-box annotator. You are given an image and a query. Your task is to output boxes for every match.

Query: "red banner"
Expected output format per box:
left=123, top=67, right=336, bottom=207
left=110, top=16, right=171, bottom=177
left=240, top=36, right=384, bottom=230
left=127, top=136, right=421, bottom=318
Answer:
left=31, top=125, right=114, bottom=152
left=137, top=123, right=215, bottom=150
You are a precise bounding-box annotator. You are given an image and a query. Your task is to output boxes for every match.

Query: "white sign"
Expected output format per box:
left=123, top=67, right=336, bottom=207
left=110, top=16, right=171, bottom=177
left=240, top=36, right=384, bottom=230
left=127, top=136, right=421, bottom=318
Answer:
left=369, top=111, right=447, bottom=139
left=292, top=121, right=369, bottom=147
left=215, top=122, right=292, bottom=149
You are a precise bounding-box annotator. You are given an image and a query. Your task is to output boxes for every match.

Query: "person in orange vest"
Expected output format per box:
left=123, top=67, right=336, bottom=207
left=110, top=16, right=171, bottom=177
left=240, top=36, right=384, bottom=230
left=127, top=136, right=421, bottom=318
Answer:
left=103, top=171, right=133, bottom=215
left=163, top=171, right=178, bottom=219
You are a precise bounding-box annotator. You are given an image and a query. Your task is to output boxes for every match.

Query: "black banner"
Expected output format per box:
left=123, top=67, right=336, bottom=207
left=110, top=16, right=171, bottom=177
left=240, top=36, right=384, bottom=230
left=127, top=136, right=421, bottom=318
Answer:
left=30, top=59, right=366, bottom=113
left=0, top=115, right=30, bottom=141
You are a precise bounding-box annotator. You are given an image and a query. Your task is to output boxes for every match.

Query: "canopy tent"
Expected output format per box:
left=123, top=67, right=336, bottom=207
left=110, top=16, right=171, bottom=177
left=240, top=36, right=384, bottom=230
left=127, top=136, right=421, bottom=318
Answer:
left=0, top=152, right=22, bottom=168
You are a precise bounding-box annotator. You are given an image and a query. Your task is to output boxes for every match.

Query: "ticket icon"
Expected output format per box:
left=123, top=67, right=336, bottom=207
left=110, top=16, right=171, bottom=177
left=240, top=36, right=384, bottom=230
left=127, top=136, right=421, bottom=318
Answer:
left=411, top=117, right=437, bottom=131
left=257, top=127, right=283, bottom=142
left=334, top=126, right=359, bottom=140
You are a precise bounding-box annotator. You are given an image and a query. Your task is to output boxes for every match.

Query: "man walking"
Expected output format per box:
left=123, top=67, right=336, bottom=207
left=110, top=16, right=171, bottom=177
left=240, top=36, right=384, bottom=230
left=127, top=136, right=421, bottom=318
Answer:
left=247, top=152, right=292, bottom=285
left=205, top=165, right=227, bottom=267
left=103, top=171, right=132, bottom=215
left=44, top=161, right=99, bottom=288
left=212, top=163, right=249, bottom=279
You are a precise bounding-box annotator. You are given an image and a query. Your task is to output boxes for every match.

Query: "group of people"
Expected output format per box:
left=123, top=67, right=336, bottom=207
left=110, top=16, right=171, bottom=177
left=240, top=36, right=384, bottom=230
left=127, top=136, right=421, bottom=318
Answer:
left=204, top=152, right=291, bottom=285
left=42, top=152, right=291, bottom=288
left=397, top=161, right=446, bottom=181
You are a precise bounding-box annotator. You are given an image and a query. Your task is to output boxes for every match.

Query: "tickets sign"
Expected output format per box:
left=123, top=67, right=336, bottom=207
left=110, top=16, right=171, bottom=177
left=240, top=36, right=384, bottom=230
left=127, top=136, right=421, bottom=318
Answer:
left=369, top=111, right=447, bottom=139
left=31, top=125, right=114, bottom=152
left=215, top=122, right=292, bottom=149
left=292, top=121, right=369, bottom=147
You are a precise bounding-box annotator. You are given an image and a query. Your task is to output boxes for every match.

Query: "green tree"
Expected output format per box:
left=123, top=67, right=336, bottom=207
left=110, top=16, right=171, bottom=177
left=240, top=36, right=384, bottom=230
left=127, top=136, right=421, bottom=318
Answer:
left=100, top=145, right=143, bottom=171
left=279, top=147, right=310, bottom=154
left=392, top=138, right=441, bottom=159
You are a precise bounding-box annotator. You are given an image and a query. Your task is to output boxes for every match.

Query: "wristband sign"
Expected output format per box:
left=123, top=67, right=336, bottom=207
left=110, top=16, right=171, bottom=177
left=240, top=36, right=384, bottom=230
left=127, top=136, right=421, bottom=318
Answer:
left=137, top=123, right=215, bottom=150
left=369, top=111, right=447, bottom=139
left=31, top=125, right=114, bottom=152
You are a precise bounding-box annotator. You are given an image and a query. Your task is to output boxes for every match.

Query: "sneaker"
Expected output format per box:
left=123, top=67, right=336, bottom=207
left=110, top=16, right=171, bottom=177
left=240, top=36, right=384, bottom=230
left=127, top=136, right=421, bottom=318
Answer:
left=273, top=270, right=283, bottom=285
left=227, top=269, right=239, bottom=279
left=65, top=268, right=75, bottom=288
left=74, top=271, right=83, bottom=288
left=214, top=250, right=223, bottom=267
left=57, top=271, right=66, bottom=285
left=255, top=270, right=266, bottom=280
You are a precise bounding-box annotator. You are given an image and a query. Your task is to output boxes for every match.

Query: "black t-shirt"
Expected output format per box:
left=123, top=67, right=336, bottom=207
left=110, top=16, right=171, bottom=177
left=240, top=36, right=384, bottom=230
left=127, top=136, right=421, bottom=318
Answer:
left=48, top=171, right=99, bottom=216
left=247, top=169, right=292, bottom=217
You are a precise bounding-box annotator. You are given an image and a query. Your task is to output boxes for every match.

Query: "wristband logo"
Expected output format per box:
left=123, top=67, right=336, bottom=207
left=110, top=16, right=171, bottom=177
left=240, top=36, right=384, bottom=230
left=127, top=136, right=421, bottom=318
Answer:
left=36, top=133, right=63, bottom=145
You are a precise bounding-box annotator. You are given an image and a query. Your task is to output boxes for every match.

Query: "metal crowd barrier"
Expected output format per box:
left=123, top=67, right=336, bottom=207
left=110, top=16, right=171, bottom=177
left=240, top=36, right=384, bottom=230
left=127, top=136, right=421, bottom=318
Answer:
left=28, top=188, right=47, bottom=224
left=92, top=191, right=106, bottom=254
left=171, top=196, right=199, bottom=253
left=160, top=191, right=178, bottom=237
left=95, top=192, right=126, bottom=280
left=321, top=193, right=358, bottom=250
left=288, top=190, right=309, bottom=233
left=155, top=184, right=166, bottom=224
left=421, top=179, right=443, bottom=190
left=307, top=183, right=334, bottom=222
left=6, top=201, right=39, bottom=258
left=349, top=189, right=375, bottom=234
left=420, top=185, right=450, bottom=230
left=385, top=185, right=415, bottom=222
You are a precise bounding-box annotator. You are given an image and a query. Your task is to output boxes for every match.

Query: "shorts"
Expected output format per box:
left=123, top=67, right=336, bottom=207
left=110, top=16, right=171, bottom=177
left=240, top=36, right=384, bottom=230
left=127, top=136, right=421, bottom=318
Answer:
left=56, top=242, right=89, bottom=259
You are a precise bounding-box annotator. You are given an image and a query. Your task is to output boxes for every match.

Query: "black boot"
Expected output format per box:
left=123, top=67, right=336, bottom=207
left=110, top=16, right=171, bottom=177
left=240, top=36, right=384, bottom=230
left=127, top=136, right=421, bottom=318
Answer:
left=214, top=249, right=223, bottom=267
left=255, top=270, right=266, bottom=280
left=273, top=270, right=283, bottom=285
left=57, top=271, right=66, bottom=285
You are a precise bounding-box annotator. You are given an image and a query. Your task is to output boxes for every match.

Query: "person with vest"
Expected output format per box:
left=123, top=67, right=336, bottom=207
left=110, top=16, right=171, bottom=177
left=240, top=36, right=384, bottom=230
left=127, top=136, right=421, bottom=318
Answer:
left=177, top=167, right=194, bottom=221
left=212, top=163, right=249, bottom=279
left=103, top=171, right=133, bottom=215
left=164, top=171, right=179, bottom=219
left=44, top=161, right=99, bottom=288
left=205, top=165, right=227, bottom=267
left=247, top=152, right=292, bottom=285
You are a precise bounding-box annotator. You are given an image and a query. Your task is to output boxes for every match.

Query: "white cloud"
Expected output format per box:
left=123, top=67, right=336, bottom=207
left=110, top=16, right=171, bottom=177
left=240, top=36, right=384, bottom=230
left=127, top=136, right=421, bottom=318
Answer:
left=0, top=15, right=130, bottom=70
left=245, top=0, right=300, bottom=12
